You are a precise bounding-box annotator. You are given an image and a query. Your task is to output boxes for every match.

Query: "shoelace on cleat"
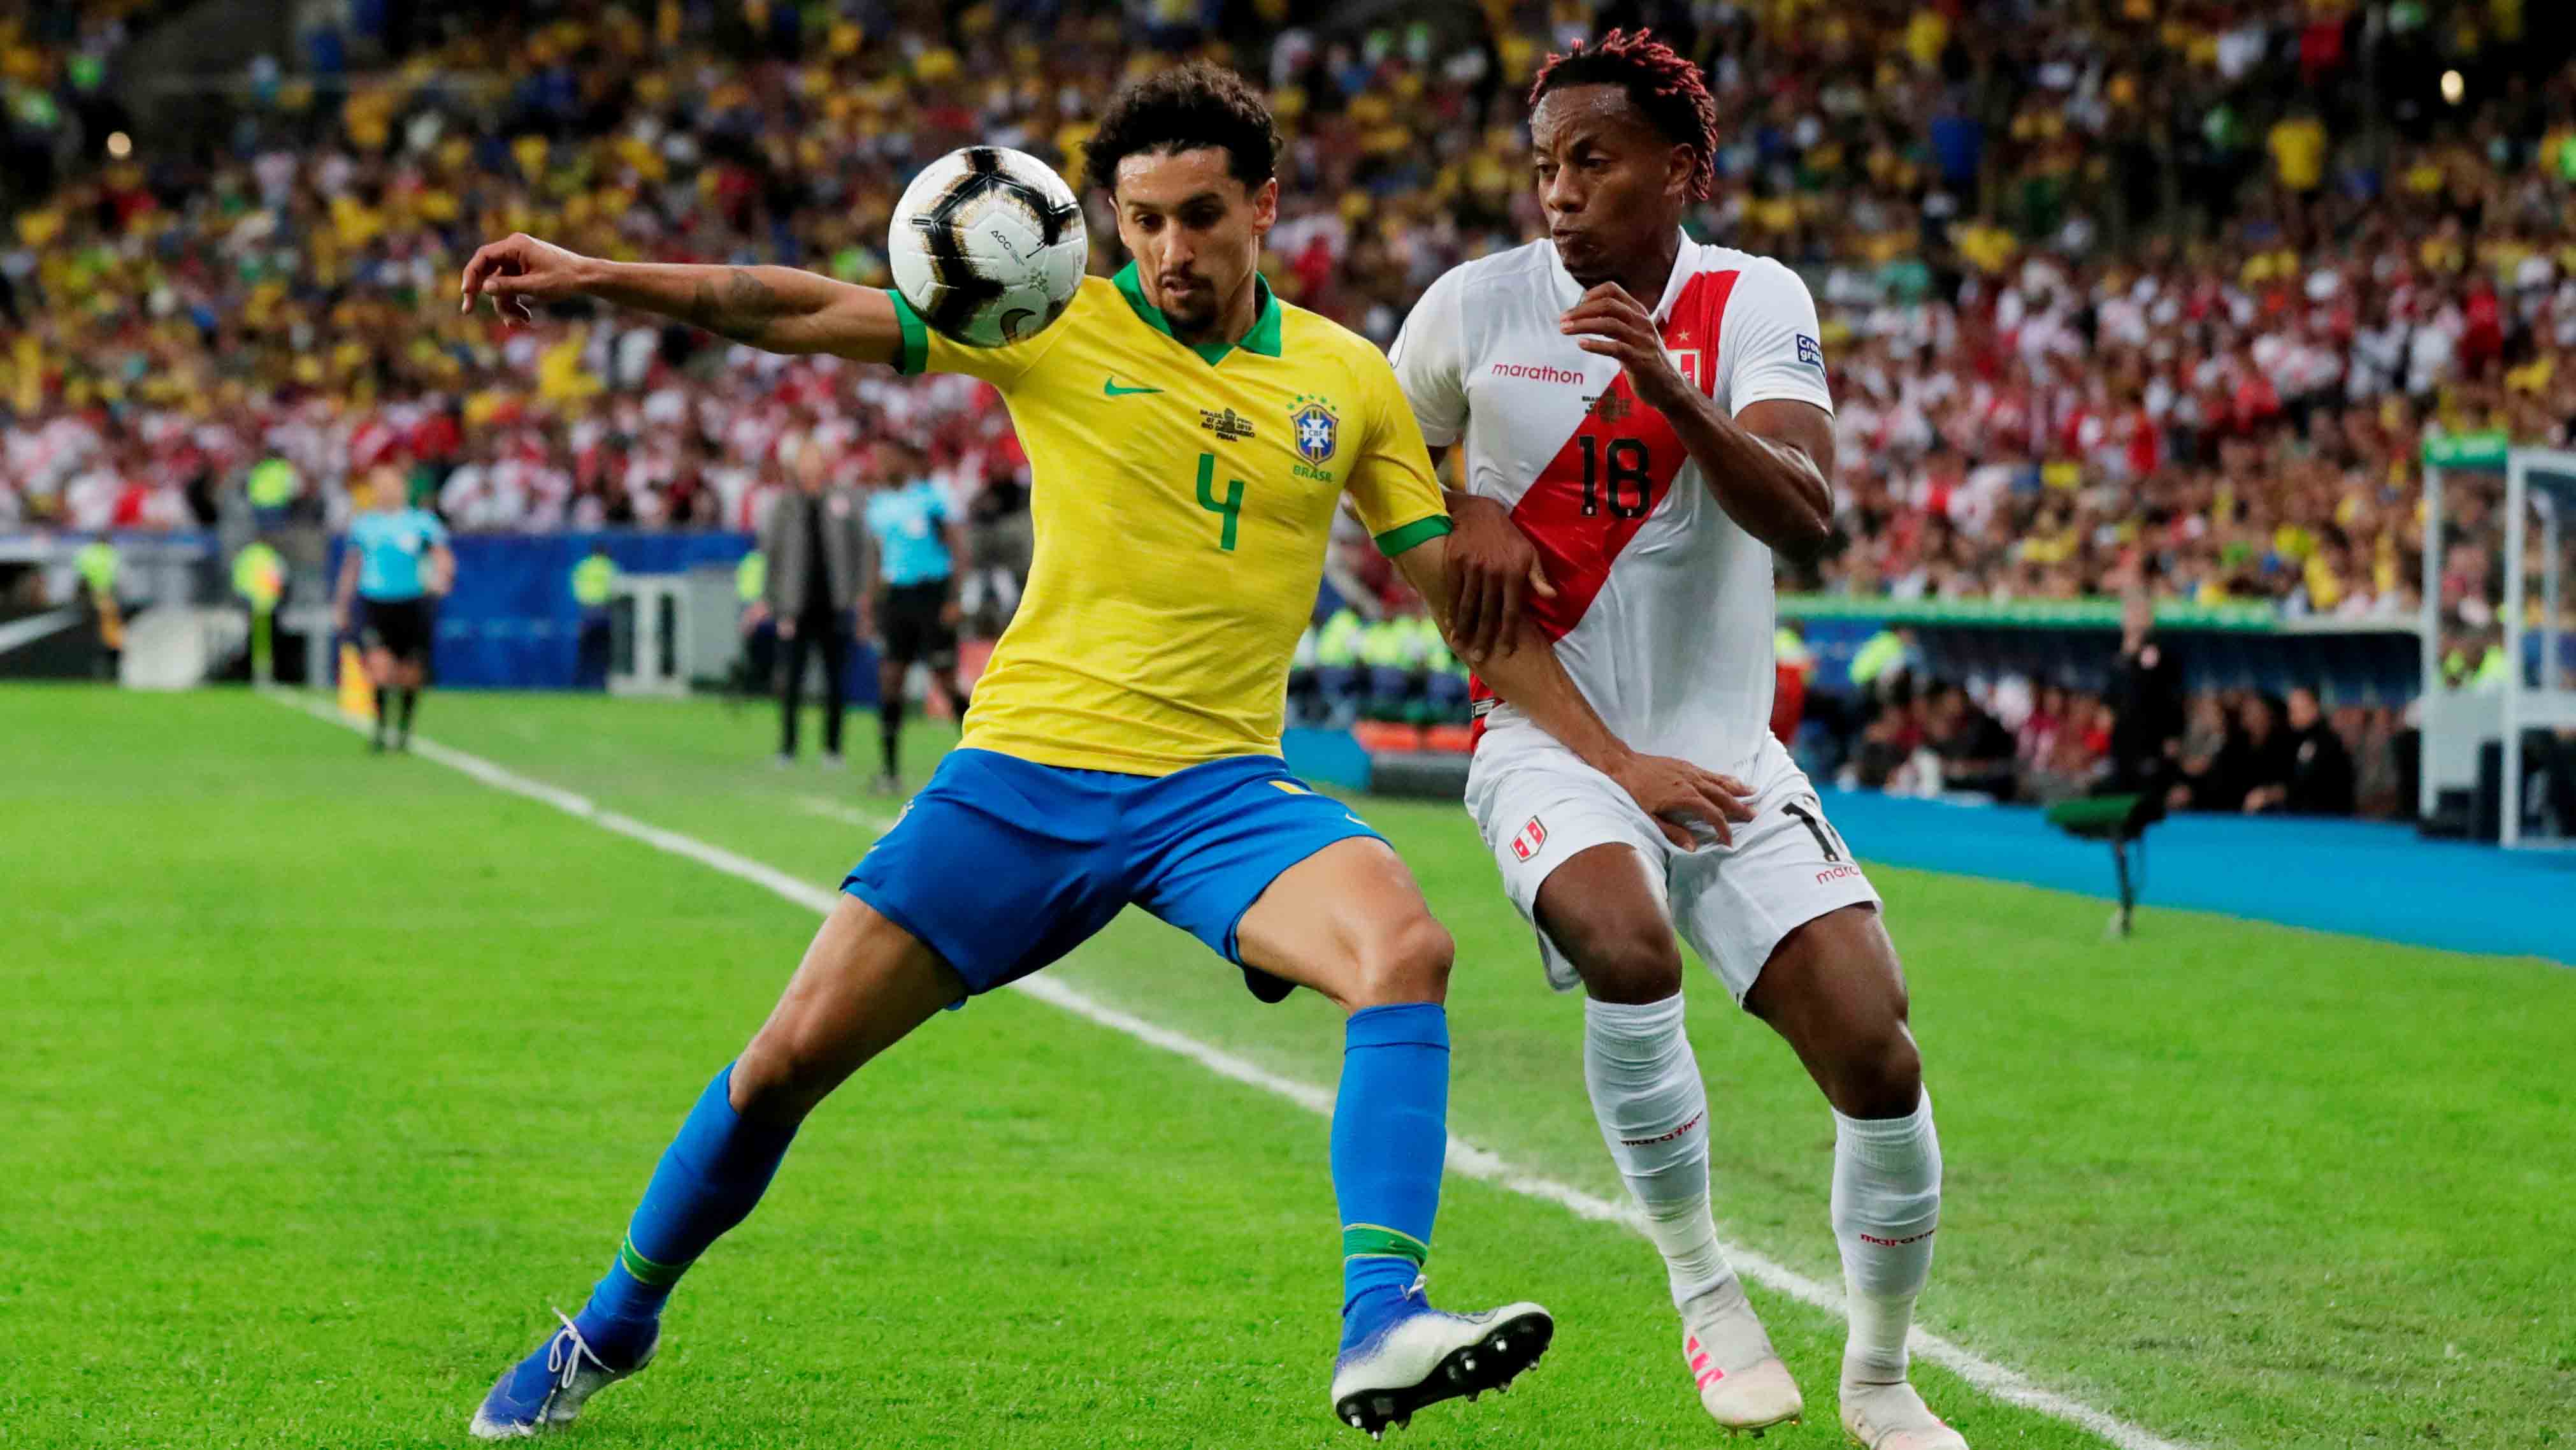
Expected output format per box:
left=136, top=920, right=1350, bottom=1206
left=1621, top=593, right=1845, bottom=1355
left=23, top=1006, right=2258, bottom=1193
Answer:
left=540, top=1309, right=606, bottom=1410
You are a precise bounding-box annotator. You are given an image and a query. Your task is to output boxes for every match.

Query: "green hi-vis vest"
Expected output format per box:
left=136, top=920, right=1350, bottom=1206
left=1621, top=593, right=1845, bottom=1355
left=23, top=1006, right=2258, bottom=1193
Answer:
left=1358, top=618, right=1418, bottom=669
left=736, top=550, right=767, bottom=604
left=1849, top=628, right=1906, bottom=686
left=2444, top=644, right=2512, bottom=688
left=75, top=540, right=119, bottom=595
left=233, top=542, right=284, bottom=609
left=247, top=456, right=298, bottom=508
left=572, top=553, right=618, bottom=608
left=1407, top=614, right=1459, bottom=675
left=1774, top=625, right=1811, bottom=668
left=1315, top=607, right=1364, bottom=667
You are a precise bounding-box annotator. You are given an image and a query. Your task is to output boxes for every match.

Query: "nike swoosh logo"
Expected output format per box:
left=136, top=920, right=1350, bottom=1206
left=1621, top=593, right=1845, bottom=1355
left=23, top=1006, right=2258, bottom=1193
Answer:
left=1103, top=378, right=1163, bottom=396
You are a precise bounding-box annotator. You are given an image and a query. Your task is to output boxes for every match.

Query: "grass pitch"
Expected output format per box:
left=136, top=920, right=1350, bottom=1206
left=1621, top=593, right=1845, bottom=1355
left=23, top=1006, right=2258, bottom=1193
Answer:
left=4, top=685, right=2570, bottom=1449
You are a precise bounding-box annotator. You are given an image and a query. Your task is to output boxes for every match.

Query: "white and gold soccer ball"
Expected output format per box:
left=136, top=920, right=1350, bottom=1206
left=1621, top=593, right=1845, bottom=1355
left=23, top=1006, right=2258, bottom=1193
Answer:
left=888, top=145, right=1088, bottom=348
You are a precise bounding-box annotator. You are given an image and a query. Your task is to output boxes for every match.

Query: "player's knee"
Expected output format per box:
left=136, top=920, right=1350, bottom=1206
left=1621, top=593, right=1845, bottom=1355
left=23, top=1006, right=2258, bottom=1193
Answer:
left=1560, top=911, right=1686, bottom=1005
left=731, top=1023, right=837, bottom=1124
left=1351, top=913, right=1453, bottom=1006
left=1825, top=1018, right=1923, bottom=1120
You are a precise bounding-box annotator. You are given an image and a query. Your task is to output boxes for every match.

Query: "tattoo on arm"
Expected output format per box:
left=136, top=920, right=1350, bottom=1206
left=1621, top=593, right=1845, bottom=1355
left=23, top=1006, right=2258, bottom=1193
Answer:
left=686, top=268, right=784, bottom=344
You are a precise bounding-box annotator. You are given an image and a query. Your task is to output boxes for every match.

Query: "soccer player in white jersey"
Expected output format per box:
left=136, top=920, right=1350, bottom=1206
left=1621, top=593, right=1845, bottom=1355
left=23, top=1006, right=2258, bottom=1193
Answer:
left=1391, top=31, right=1962, bottom=1450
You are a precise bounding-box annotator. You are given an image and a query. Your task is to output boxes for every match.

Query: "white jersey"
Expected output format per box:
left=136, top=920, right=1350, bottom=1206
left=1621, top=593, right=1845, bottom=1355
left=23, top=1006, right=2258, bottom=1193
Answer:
left=1391, top=233, right=1833, bottom=778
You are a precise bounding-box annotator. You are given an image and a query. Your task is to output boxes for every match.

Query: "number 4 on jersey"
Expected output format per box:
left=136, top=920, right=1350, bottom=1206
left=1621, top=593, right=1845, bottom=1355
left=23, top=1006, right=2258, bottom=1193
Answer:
left=1195, top=452, right=1245, bottom=551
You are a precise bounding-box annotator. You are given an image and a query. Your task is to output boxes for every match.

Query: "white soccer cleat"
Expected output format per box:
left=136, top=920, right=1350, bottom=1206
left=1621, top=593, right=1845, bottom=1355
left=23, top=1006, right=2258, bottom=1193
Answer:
left=468, top=1312, right=656, bottom=1440
left=1839, top=1379, right=1969, bottom=1450
left=1329, top=1286, right=1553, bottom=1438
left=1680, top=1279, right=1803, bottom=1433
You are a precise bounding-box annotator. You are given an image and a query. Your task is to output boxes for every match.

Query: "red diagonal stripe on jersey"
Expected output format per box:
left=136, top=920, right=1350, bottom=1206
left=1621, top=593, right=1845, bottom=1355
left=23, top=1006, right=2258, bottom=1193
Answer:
left=1469, top=267, right=1739, bottom=733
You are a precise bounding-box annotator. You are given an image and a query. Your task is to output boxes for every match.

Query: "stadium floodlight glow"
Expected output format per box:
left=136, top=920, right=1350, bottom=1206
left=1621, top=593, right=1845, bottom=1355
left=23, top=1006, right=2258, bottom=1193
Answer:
left=2442, top=70, right=2465, bottom=105
left=106, top=131, right=131, bottom=159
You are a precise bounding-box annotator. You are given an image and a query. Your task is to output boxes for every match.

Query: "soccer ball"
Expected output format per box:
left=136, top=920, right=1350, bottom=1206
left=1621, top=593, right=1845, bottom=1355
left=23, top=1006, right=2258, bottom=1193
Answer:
left=888, top=146, right=1088, bottom=348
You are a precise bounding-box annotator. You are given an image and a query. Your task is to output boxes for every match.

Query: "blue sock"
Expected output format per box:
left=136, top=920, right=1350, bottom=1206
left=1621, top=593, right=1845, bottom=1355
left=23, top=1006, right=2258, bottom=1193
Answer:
left=573, top=1064, right=798, bottom=1361
left=1331, top=1003, right=1449, bottom=1351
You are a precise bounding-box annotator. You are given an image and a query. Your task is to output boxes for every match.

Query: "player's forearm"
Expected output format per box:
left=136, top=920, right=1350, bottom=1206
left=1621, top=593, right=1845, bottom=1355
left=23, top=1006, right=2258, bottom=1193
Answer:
left=578, top=259, right=896, bottom=361
left=1469, top=620, right=1635, bottom=775
left=1397, top=538, right=1631, bottom=775
left=1664, top=394, right=1834, bottom=560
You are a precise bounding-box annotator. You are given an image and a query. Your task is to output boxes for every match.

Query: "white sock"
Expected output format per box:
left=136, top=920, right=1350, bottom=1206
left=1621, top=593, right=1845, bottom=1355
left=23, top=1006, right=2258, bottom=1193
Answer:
left=1831, top=1090, right=1942, bottom=1386
left=1583, top=994, right=1735, bottom=1307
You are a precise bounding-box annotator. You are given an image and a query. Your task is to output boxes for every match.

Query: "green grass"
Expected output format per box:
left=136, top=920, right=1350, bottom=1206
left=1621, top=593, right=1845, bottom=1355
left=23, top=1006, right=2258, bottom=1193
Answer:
left=3, top=685, right=2570, bottom=1449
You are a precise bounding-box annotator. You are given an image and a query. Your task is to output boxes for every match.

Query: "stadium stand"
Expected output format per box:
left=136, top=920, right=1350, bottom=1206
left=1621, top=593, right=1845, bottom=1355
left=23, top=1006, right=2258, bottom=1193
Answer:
left=4, top=0, right=2573, bottom=823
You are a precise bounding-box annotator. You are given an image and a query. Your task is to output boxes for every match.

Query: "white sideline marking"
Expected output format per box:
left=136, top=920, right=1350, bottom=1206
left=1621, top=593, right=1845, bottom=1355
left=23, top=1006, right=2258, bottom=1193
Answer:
left=795, top=795, right=899, bottom=832
left=270, top=691, right=2192, bottom=1450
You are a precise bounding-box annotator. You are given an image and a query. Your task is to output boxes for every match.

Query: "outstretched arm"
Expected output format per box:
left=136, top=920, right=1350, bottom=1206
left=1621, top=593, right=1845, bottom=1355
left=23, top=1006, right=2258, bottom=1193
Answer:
left=1390, top=535, right=1753, bottom=848
left=459, top=233, right=903, bottom=364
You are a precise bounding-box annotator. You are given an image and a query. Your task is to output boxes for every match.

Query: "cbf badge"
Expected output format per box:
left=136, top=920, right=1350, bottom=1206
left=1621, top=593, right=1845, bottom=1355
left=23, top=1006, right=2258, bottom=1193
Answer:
left=1291, top=395, right=1339, bottom=466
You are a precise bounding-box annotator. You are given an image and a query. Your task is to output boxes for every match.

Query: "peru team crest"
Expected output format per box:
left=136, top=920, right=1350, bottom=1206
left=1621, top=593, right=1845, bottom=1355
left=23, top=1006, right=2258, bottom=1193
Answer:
left=1510, top=816, right=1548, bottom=862
left=1291, top=395, right=1339, bottom=466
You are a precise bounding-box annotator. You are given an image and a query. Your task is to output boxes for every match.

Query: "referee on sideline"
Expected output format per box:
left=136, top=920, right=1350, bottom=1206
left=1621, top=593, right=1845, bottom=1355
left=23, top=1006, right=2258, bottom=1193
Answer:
left=862, top=444, right=971, bottom=794
left=334, top=469, right=454, bottom=753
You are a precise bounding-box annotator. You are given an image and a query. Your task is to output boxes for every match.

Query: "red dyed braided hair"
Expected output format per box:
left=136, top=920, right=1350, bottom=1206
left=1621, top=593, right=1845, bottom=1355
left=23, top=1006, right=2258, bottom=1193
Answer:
left=1529, top=29, right=1720, bottom=201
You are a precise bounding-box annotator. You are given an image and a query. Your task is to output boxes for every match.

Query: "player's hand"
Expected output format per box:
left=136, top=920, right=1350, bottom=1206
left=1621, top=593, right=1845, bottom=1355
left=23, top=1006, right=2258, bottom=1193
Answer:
left=458, top=233, right=596, bottom=324
left=939, top=599, right=962, bottom=628
left=1604, top=748, right=1757, bottom=850
left=777, top=615, right=797, bottom=641
left=1560, top=282, right=1694, bottom=416
left=1444, top=493, right=1553, bottom=665
left=333, top=604, right=349, bottom=634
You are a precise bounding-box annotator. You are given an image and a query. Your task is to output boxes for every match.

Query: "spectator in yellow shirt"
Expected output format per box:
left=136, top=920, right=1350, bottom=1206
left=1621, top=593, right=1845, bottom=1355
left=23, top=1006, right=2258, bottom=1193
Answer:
left=2269, top=109, right=2328, bottom=192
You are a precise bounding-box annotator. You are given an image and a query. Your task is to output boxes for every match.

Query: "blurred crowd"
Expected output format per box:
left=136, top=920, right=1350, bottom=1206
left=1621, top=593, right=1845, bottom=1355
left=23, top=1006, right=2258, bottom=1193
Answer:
left=4, top=0, right=2575, bottom=669
left=1838, top=671, right=2408, bottom=818
left=0, top=1, right=152, bottom=218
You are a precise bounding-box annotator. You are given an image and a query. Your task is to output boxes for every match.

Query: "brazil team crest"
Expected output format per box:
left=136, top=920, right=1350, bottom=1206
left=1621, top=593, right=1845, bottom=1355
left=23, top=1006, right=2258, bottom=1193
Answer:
left=1291, top=395, right=1339, bottom=467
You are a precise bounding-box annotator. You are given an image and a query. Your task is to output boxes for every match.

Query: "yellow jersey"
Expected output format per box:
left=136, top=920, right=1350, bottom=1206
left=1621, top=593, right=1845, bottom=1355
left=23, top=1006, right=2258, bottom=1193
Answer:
left=889, top=264, right=1450, bottom=776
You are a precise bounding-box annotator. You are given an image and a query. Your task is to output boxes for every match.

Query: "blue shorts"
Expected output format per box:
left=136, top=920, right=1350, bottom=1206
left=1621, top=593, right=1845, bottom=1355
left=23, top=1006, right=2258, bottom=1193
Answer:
left=842, top=749, right=1383, bottom=997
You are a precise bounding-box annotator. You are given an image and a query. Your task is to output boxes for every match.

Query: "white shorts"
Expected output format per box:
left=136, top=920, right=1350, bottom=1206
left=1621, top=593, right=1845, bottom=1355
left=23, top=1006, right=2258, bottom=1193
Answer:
left=1464, top=729, right=1882, bottom=1003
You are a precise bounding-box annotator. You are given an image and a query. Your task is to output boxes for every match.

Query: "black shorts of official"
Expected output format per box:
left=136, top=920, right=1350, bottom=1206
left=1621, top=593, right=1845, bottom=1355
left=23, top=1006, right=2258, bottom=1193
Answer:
left=359, top=596, right=434, bottom=662
left=878, top=581, right=956, bottom=667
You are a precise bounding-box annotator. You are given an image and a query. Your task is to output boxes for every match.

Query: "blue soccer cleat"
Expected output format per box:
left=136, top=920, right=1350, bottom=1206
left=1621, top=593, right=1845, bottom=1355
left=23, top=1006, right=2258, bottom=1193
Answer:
left=468, top=1310, right=656, bottom=1440
left=1328, top=1279, right=1553, bottom=1438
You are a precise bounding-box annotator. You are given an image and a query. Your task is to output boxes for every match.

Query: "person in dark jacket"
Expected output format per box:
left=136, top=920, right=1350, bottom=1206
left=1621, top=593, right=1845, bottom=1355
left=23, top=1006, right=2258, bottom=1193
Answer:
left=2221, top=693, right=2296, bottom=814
left=2106, top=594, right=2184, bottom=794
left=2244, top=686, right=2354, bottom=815
left=2202, top=693, right=2291, bottom=813
left=758, top=442, right=869, bottom=766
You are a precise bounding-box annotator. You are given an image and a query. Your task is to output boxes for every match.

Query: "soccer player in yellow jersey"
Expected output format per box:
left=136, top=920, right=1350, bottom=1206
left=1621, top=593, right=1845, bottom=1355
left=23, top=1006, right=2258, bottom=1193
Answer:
left=457, top=63, right=1751, bottom=1441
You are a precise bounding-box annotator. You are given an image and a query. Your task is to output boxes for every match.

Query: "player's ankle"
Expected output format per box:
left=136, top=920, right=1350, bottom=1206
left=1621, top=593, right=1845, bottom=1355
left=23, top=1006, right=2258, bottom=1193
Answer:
left=1676, top=1267, right=1746, bottom=1316
left=572, top=1306, right=659, bottom=1370
left=1839, top=1351, right=1910, bottom=1391
left=1338, top=1282, right=1420, bottom=1347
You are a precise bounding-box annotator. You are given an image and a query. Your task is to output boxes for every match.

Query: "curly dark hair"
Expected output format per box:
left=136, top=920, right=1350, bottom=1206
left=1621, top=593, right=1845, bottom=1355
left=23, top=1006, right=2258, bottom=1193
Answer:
left=1529, top=29, right=1720, bottom=202
left=1082, top=61, right=1280, bottom=198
